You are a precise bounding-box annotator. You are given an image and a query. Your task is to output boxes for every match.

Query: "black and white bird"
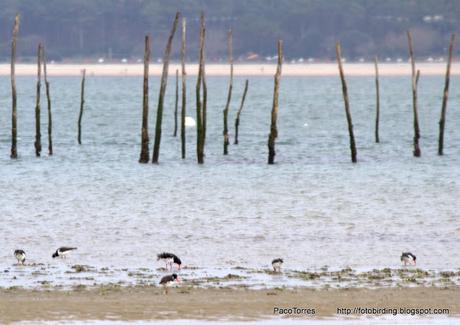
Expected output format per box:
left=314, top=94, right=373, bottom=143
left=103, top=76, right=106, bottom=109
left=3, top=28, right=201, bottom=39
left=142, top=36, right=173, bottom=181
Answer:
left=52, top=247, right=77, bottom=258
left=272, top=258, right=283, bottom=272
left=14, top=249, right=26, bottom=265
left=400, top=252, right=416, bottom=266
left=157, top=252, right=182, bottom=270
left=159, top=273, right=181, bottom=294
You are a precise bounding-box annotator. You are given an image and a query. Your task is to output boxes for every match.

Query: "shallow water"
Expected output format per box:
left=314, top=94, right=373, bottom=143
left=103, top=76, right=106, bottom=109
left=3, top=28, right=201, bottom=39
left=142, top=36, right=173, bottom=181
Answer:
left=0, top=74, right=459, bottom=288
left=15, top=316, right=460, bottom=324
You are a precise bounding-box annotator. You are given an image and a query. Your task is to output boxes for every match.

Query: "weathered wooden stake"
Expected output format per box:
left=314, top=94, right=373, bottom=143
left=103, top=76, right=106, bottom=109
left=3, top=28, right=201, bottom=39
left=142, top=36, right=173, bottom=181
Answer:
left=77, top=69, right=86, bottom=145
left=173, top=69, right=179, bottom=137
left=223, top=29, right=233, bottom=155
left=267, top=40, right=283, bottom=165
left=407, top=31, right=421, bottom=157
left=139, top=35, right=150, bottom=163
left=438, top=33, right=456, bottom=156
left=43, top=46, right=53, bottom=155
left=374, top=56, right=380, bottom=143
left=234, top=79, right=249, bottom=145
left=152, top=12, right=180, bottom=164
left=180, top=18, right=187, bottom=159
left=196, top=12, right=206, bottom=164
left=10, top=14, right=19, bottom=159
left=336, top=42, right=357, bottom=163
left=34, top=43, right=43, bottom=157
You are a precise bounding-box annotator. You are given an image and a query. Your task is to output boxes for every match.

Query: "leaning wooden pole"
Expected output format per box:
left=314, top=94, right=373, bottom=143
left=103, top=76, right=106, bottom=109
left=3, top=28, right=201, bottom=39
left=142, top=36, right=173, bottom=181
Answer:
left=139, top=35, right=151, bottom=163
left=407, top=31, right=421, bottom=157
left=77, top=69, right=86, bottom=145
left=438, top=33, right=456, bottom=156
left=234, top=79, right=249, bottom=145
left=180, top=18, right=187, bottom=159
left=223, top=29, right=233, bottom=155
left=196, top=13, right=206, bottom=164
left=202, top=31, right=208, bottom=150
left=34, top=43, right=43, bottom=157
left=173, top=69, right=179, bottom=137
left=374, top=56, right=380, bottom=143
left=336, top=42, right=357, bottom=163
left=43, top=46, right=53, bottom=155
left=10, top=14, right=19, bottom=159
left=267, top=40, right=283, bottom=165
left=152, top=12, right=180, bottom=164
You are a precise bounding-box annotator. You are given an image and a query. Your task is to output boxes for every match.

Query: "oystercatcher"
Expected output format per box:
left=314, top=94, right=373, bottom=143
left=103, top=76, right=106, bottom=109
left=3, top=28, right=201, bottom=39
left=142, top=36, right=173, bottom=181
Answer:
left=157, top=252, right=182, bottom=270
left=272, top=258, right=283, bottom=272
left=52, top=247, right=77, bottom=258
left=400, top=252, right=416, bottom=266
left=14, top=249, right=26, bottom=265
left=159, top=273, right=181, bottom=294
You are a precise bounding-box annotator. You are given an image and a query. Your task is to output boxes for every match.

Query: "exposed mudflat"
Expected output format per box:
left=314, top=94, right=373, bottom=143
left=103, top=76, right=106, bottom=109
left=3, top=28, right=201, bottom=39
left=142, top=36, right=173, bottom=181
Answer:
left=1, top=286, right=459, bottom=323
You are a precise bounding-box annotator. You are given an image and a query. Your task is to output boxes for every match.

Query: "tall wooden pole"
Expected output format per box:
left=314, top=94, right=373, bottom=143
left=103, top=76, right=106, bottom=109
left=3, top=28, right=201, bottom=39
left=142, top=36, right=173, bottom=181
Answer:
left=152, top=12, right=180, bottom=164
left=10, top=14, right=19, bottom=159
left=267, top=40, right=283, bottom=165
left=234, top=79, right=249, bottom=145
left=180, top=18, right=187, bottom=159
left=407, top=31, right=421, bottom=157
left=374, top=56, right=380, bottom=143
left=196, top=12, right=206, bottom=164
left=223, top=29, right=233, bottom=155
left=336, top=42, right=357, bottom=163
left=139, top=35, right=150, bottom=163
left=34, top=43, right=43, bottom=157
left=173, top=69, right=179, bottom=137
left=438, top=33, right=456, bottom=156
left=77, top=69, right=86, bottom=145
left=43, top=45, right=53, bottom=155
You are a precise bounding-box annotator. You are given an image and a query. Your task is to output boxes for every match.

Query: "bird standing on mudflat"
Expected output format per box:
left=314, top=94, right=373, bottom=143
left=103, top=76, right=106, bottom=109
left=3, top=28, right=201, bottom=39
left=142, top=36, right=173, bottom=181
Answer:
left=14, top=249, right=26, bottom=265
left=157, top=252, right=182, bottom=270
left=52, top=247, right=77, bottom=258
left=272, top=258, right=283, bottom=272
left=159, top=273, right=181, bottom=294
left=400, top=252, right=416, bottom=266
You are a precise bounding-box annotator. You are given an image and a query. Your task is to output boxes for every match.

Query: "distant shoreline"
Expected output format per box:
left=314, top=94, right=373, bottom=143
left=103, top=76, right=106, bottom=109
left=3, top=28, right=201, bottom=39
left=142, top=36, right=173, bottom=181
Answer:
left=0, top=63, right=457, bottom=77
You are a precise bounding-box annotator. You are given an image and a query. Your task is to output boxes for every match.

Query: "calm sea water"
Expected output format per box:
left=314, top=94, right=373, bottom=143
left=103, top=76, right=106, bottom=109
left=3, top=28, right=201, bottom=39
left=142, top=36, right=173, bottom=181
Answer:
left=0, top=73, right=459, bottom=288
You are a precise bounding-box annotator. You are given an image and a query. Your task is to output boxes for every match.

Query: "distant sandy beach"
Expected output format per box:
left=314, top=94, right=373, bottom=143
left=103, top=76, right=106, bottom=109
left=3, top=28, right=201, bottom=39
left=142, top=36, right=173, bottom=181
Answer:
left=0, top=287, right=458, bottom=322
left=0, top=63, right=458, bottom=77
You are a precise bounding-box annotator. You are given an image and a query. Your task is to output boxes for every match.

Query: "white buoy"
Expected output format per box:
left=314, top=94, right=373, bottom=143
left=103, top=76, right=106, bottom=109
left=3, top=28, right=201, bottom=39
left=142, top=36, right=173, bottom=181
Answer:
left=185, top=116, right=196, bottom=127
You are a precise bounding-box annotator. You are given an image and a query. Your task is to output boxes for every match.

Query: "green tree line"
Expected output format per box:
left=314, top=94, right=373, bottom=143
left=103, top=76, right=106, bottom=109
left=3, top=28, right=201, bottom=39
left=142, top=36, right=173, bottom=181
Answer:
left=0, top=0, right=458, bottom=62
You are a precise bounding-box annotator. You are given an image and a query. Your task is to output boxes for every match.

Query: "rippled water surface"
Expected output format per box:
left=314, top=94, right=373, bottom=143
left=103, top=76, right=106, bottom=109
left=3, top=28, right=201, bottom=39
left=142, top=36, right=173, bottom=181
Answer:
left=1, top=74, right=459, bottom=288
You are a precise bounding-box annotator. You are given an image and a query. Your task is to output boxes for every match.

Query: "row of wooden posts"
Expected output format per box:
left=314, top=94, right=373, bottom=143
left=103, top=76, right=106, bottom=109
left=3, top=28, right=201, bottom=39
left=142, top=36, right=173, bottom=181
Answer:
left=5, top=12, right=457, bottom=164
left=138, top=12, right=257, bottom=165
left=337, top=32, right=456, bottom=163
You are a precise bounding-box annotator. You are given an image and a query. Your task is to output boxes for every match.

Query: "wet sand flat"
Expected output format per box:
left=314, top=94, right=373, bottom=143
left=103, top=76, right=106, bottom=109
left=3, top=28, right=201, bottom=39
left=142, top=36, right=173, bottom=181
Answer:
left=0, top=63, right=458, bottom=77
left=0, top=287, right=459, bottom=322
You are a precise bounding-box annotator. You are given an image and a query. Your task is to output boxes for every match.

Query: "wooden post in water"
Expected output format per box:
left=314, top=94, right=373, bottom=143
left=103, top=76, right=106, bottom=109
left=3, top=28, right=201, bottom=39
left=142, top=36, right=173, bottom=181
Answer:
left=407, top=31, right=421, bottom=157
left=336, top=42, right=357, bottom=163
left=10, top=14, right=19, bottom=159
left=34, top=43, right=43, bottom=157
left=267, top=40, right=283, bottom=165
left=234, top=79, right=249, bottom=145
left=223, top=29, right=233, bottom=155
left=43, top=46, right=53, bottom=155
left=152, top=12, right=180, bottom=164
left=202, top=38, right=208, bottom=150
left=180, top=18, right=187, bottom=159
left=139, top=35, right=151, bottom=163
left=438, top=33, right=456, bottom=156
left=173, top=69, right=179, bottom=137
left=374, top=56, right=380, bottom=143
left=77, top=69, right=86, bottom=145
left=196, top=13, right=206, bottom=164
